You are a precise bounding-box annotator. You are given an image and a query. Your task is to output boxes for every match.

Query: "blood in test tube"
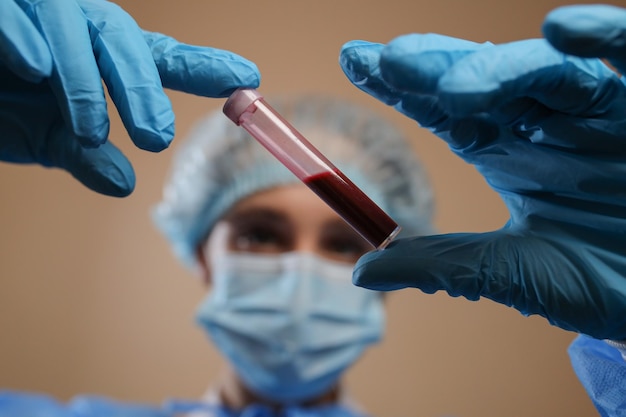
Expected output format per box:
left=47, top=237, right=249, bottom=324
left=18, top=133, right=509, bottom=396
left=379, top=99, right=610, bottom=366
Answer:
left=304, top=169, right=400, bottom=249
left=223, top=88, right=401, bottom=249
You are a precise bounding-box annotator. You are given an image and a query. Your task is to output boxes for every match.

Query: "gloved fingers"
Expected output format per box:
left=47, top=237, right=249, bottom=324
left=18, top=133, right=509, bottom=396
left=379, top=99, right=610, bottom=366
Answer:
left=543, top=4, right=626, bottom=76
left=47, top=126, right=136, bottom=197
left=340, top=39, right=500, bottom=148
left=340, top=40, right=405, bottom=106
left=378, top=33, right=488, bottom=95
left=14, top=0, right=110, bottom=148
left=433, top=38, right=621, bottom=119
left=339, top=40, right=456, bottom=134
left=143, top=31, right=261, bottom=98
left=353, top=233, right=511, bottom=295
left=0, top=1, right=52, bottom=82
left=392, top=94, right=503, bottom=151
left=374, top=34, right=491, bottom=133
left=352, top=231, right=603, bottom=336
left=79, top=0, right=174, bottom=152
left=392, top=93, right=448, bottom=130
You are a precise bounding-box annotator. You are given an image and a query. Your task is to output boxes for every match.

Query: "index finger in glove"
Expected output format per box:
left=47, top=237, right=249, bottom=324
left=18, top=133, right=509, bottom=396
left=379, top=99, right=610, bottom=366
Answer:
left=339, top=40, right=453, bottom=130
left=340, top=40, right=404, bottom=106
left=543, top=4, right=626, bottom=76
left=143, top=31, right=260, bottom=98
left=79, top=0, right=175, bottom=152
left=0, top=1, right=52, bottom=82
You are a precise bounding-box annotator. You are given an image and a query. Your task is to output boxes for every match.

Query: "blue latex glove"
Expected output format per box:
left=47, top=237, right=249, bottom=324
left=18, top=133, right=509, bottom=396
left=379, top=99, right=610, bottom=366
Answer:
left=568, top=335, right=626, bottom=417
left=543, top=4, right=626, bottom=75
left=0, top=0, right=259, bottom=197
left=339, top=5, right=626, bottom=340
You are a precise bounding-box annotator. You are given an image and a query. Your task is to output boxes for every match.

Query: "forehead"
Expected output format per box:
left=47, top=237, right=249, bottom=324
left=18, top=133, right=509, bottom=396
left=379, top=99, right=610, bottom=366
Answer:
left=226, top=183, right=340, bottom=225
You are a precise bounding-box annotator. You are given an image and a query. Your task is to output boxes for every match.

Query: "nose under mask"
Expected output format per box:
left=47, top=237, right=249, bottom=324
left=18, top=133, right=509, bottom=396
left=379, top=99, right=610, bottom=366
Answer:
left=195, top=251, right=385, bottom=403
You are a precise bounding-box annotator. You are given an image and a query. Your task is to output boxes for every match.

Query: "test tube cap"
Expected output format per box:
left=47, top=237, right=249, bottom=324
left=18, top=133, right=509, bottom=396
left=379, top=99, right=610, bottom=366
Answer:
left=223, top=88, right=264, bottom=125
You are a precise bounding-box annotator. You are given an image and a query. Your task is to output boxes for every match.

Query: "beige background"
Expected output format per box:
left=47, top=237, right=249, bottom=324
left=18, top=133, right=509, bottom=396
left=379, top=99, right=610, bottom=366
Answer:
left=0, top=0, right=618, bottom=416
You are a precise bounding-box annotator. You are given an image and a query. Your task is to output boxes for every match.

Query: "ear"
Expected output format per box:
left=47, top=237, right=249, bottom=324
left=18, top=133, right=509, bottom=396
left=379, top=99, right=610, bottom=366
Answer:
left=195, top=243, right=212, bottom=286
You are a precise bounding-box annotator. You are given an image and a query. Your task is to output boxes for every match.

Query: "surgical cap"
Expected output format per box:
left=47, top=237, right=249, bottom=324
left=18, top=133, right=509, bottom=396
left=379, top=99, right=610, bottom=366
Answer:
left=152, top=93, right=435, bottom=270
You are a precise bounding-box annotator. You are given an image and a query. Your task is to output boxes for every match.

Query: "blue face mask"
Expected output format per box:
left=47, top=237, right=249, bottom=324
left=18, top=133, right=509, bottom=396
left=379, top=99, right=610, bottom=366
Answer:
left=195, top=252, right=385, bottom=403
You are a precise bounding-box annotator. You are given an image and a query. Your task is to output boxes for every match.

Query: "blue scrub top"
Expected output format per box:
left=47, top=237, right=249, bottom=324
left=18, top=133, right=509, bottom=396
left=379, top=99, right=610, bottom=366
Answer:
left=569, top=335, right=626, bottom=417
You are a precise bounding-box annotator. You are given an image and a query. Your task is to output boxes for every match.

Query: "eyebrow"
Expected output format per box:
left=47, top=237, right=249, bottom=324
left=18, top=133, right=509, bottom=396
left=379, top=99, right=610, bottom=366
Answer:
left=225, top=207, right=288, bottom=224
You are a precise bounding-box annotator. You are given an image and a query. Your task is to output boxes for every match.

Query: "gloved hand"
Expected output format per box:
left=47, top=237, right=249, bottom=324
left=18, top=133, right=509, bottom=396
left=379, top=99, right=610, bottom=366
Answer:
left=0, top=0, right=259, bottom=197
left=339, top=4, right=626, bottom=340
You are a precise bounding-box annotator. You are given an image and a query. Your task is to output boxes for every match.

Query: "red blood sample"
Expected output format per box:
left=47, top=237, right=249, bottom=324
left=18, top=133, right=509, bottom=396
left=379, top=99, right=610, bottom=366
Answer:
left=304, top=169, right=399, bottom=249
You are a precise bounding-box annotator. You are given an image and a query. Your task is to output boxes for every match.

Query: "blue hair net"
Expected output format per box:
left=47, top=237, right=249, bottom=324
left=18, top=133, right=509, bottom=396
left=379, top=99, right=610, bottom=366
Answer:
left=152, top=94, right=435, bottom=269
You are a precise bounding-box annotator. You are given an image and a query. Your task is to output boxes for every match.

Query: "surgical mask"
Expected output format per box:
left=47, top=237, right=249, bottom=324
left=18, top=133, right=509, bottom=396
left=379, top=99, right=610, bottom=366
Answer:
left=195, top=251, right=384, bottom=403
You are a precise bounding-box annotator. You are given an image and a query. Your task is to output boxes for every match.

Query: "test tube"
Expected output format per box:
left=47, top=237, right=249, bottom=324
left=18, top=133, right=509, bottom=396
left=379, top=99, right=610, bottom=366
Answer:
left=223, top=88, right=401, bottom=250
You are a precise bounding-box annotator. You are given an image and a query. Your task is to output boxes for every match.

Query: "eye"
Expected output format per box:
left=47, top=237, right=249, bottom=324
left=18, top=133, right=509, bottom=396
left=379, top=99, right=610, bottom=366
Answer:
left=229, top=223, right=292, bottom=253
left=233, top=227, right=284, bottom=252
left=321, top=230, right=371, bottom=264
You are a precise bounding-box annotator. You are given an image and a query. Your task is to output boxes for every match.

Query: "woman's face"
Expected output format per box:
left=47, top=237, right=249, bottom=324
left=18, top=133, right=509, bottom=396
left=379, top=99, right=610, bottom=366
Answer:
left=197, top=183, right=372, bottom=283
